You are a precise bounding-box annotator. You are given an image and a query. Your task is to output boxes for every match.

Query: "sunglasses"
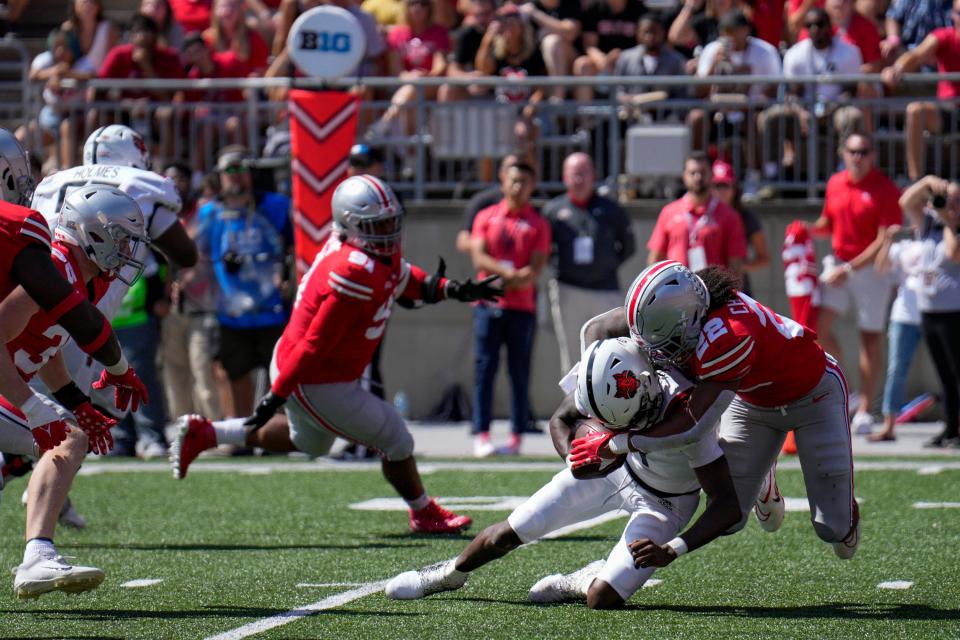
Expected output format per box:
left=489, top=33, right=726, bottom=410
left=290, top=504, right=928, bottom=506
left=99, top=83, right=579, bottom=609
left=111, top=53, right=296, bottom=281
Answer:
left=222, top=165, right=248, bottom=174
left=806, top=20, right=829, bottom=28
left=844, top=147, right=872, bottom=156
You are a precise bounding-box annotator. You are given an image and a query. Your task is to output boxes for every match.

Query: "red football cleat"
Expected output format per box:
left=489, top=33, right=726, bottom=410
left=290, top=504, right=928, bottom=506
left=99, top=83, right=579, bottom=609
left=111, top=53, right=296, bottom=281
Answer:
left=409, top=499, right=472, bottom=534
left=169, top=414, right=217, bottom=480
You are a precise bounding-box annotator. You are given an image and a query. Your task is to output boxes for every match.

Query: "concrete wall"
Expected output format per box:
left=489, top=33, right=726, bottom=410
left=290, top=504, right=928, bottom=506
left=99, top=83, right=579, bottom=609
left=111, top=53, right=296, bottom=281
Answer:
left=383, top=201, right=939, bottom=419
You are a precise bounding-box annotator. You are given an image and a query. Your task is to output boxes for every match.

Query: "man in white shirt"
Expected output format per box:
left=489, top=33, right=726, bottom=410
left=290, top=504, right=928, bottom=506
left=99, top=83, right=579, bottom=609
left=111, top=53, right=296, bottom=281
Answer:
left=687, top=11, right=781, bottom=201
left=759, top=8, right=864, bottom=186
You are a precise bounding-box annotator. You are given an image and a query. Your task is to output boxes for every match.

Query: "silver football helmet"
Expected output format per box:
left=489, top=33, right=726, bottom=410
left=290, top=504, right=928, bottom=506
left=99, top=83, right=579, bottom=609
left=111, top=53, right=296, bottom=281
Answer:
left=0, top=128, right=34, bottom=206
left=577, top=338, right=663, bottom=429
left=625, top=260, right=710, bottom=364
left=331, top=174, right=403, bottom=256
left=83, top=124, right=151, bottom=170
left=55, top=185, right=147, bottom=285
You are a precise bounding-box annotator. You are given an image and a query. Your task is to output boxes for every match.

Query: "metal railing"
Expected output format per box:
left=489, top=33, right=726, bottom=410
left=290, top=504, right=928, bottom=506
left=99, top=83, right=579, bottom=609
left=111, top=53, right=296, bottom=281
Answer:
left=21, top=73, right=960, bottom=201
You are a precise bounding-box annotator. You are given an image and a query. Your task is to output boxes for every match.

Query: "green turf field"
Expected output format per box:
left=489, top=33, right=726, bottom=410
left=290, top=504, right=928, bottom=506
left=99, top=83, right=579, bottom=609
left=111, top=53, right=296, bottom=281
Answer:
left=1, top=458, right=959, bottom=639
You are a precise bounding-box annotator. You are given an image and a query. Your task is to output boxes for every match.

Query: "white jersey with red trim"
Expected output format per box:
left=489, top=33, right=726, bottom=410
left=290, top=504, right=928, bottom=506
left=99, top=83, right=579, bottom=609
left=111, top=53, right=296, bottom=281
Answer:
left=623, top=366, right=723, bottom=495
left=693, top=291, right=826, bottom=407
left=7, top=243, right=111, bottom=380
left=31, top=164, right=182, bottom=319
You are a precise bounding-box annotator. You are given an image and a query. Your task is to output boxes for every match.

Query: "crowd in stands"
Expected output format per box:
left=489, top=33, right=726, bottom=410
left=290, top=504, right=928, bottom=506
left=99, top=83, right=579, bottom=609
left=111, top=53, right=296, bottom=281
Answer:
left=8, top=0, right=960, bottom=189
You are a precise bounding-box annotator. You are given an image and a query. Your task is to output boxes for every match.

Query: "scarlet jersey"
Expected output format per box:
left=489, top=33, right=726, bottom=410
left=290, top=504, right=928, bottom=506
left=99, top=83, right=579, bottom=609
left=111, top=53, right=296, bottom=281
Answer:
left=271, top=237, right=433, bottom=397
left=693, top=292, right=826, bottom=407
left=7, top=243, right=111, bottom=380
left=0, top=201, right=53, bottom=301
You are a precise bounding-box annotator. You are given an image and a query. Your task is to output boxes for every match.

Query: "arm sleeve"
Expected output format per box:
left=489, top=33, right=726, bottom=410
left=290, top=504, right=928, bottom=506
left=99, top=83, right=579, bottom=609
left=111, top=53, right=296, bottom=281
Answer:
left=696, top=327, right=756, bottom=382
left=270, top=294, right=361, bottom=398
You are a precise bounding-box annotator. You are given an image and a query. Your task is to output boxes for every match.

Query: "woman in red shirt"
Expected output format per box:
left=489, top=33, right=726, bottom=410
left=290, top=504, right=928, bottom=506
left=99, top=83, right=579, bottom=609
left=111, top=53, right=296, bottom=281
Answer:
left=367, top=0, right=450, bottom=145
left=203, top=0, right=270, bottom=75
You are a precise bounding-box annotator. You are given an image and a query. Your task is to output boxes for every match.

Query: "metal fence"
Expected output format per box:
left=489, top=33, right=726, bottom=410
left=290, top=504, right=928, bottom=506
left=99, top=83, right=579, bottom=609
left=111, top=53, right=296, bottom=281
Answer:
left=21, top=73, right=960, bottom=201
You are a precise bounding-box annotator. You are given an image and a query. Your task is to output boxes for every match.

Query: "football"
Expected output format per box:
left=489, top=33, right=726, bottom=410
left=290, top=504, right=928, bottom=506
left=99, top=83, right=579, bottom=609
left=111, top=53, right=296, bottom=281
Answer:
left=569, top=418, right=627, bottom=480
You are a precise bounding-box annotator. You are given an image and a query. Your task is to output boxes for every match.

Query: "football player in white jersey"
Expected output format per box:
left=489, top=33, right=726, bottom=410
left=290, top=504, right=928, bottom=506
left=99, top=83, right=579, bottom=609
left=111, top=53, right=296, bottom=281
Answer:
left=385, top=338, right=740, bottom=608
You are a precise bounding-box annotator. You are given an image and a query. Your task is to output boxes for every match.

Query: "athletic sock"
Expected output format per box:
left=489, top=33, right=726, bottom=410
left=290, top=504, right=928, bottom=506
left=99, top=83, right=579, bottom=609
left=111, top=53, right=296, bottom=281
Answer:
left=24, top=537, right=55, bottom=562
left=406, top=493, right=431, bottom=511
left=213, top=418, right=248, bottom=446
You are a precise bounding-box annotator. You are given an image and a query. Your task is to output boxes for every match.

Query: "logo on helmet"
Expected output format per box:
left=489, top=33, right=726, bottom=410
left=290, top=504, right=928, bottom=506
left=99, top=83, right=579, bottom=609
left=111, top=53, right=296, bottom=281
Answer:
left=613, top=370, right=641, bottom=399
left=132, top=134, right=147, bottom=155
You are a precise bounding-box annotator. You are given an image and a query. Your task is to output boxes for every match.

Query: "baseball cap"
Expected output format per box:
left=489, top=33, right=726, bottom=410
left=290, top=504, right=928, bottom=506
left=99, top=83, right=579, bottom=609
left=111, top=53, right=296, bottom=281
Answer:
left=718, top=10, right=751, bottom=32
left=712, top=160, right=736, bottom=185
left=217, top=145, right=251, bottom=172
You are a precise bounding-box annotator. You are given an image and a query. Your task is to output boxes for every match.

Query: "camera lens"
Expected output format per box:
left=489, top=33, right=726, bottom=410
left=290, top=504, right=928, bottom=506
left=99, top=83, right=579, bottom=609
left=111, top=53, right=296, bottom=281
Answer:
left=932, top=193, right=947, bottom=209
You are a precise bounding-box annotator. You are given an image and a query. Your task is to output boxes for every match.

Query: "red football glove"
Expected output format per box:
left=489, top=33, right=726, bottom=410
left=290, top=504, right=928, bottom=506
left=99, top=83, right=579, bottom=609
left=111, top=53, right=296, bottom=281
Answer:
left=72, top=401, right=117, bottom=456
left=568, top=430, right=616, bottom=470
left=93, top=367, right=150, bottom=412
left=31, top=420, right=70, bottom=455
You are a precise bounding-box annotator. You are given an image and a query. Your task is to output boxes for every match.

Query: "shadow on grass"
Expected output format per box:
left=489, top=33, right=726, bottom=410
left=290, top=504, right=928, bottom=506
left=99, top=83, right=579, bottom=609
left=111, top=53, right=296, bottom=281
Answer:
left=0, top=637, right=126, bottom=640
left=628, top=602, right=960, bottom=621
left=59, top=542, right=423, bottom=552
left=380, top=533, right=474, bottom=542
left=0, top=605, right=420, bottom=624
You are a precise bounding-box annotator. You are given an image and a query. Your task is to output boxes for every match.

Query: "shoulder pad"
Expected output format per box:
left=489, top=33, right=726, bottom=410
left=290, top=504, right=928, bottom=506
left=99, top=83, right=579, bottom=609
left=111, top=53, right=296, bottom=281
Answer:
left=117, top=168, right=183, bottom=214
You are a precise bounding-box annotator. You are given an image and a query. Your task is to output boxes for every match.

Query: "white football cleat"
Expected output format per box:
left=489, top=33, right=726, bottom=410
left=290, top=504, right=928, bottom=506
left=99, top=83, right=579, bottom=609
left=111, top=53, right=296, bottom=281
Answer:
left=528, top=559, right=604, bottom=603
left=385, top=559, right=467, bottom=600
left=58, top=498, right=87, bottom=530
left=754, top=464, right=784, bottom=533
left=13, top=553, right=104, bottom=599
left=833, top=501, right=861, bottom=560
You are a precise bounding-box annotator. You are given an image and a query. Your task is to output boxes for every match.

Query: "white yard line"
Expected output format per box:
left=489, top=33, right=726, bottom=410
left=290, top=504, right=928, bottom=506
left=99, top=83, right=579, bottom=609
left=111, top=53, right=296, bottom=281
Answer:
left=296, top=582, right=368, bottom=588
left=120, top=578, right=163, bottom=588
left=877, top=581, right=914, bottom=590
left=913, top=501, right=960, bottom=509
left=78, top=459, right=960, bottom=477
left=204, top=511, right=627, bottom=640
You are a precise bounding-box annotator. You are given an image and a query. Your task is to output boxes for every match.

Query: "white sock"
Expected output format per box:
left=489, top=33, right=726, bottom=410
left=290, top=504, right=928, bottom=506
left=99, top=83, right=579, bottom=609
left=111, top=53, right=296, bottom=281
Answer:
left=213, top=418, right=248, bottom=446
left=445, top=559, right=466, bottom=580
left=406, top=493, right=431, bottom=511
left=24, top=538, right=55, bottom=562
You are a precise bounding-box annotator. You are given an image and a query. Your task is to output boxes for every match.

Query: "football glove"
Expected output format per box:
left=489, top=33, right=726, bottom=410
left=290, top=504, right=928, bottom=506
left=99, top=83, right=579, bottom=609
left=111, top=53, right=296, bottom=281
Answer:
left=445, top=274, right=503, bottom=303
left=245, top=391, right=287, bottom=431
left=93, top=367, right=150, bottom=412
left=567, top=430, right=616, bottom=470
left=72, top=401, right=117, bottom=456
left=22, top=394, right=71, bottom=455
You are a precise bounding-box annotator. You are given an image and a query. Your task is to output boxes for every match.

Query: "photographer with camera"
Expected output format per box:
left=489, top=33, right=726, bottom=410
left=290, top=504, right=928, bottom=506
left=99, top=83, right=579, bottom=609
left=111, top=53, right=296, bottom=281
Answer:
left=899, top=175, right=960, bottom=448
left=197, top=146, right=293, bottom=418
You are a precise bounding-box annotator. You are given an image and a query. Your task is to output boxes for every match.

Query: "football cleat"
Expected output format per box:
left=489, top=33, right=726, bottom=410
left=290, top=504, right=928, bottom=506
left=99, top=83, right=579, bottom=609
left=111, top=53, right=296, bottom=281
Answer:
left=385, top=559, right=467, bottom=600
left=13, top=553, right=104, bottom=598
left=58, top=497, right=87, bottom=530
left=833, top=500, right=861, bottom=560
left=170, top=414, right=217, bottom=479
left=754, top=464, right=785, bottom=533
left=528, top=559, right=605, bottom=603
left=409, top=499, right=472, bottom=534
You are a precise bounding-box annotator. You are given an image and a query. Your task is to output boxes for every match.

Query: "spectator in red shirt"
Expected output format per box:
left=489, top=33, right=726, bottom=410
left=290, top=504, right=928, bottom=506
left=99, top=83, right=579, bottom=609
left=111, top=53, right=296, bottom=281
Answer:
left=176, top=33, right=248, bottom=171
left=170, top=0, right=212, bottom=33
left=88, top=14, right=185, bottom=146
left=810, top=133, right=902, bottom=434
left=648, top=153, right=748, bottom=280
left=749, top=0, right=785, bottom=47
left=203, top=0, right=270, bottom=75
left=367, top=0, right=449, bottom=151
left=470, top=162, right=551, bottom=458
left=883, top=0, right=960, bottom=180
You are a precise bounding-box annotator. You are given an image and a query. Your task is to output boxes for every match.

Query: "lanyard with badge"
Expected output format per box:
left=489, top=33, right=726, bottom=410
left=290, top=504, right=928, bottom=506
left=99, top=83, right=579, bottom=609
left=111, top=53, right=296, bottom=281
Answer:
left=685, top=197, right=717, bottom=272
left=573, top=203, right=596, bottom=265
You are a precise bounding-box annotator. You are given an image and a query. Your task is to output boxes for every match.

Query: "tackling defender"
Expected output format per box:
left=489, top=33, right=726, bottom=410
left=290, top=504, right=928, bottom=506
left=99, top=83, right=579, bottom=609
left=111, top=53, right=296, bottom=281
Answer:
left=576, top=262, right=859, bottom=558
left=172, top=175, right=502, bottom=534
left=0, top=186, right=147, bottom=598
left=0, top=130, right=146, bottom=478
left=386, top=338, right=740, bottom=608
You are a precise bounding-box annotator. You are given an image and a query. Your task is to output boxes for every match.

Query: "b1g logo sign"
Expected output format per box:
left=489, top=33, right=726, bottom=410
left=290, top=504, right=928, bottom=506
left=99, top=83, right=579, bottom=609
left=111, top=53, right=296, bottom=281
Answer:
left=287, top=6, right=367, bottom=79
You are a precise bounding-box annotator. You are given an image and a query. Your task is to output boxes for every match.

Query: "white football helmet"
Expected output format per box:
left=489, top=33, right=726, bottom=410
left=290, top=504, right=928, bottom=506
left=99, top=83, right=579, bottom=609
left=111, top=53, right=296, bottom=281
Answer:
left=625, top=261, right=710, bottom=364
left=83, top=125, right=151, bottom=170
left=55, top=185, right=147, bottom=285
left=331, top=174, right=403, bottom=256
left=0, top=128, right=34, bottom=206
left=576, top=338, right=663, bottom=429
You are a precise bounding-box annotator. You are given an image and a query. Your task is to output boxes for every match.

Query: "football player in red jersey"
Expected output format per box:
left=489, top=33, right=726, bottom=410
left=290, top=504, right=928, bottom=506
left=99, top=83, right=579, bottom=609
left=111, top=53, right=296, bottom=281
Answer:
left=575, top=261, right=859, bottom=560
left=0, top=185, right=147, bottom=598
left=172, top=175, right=502, bottom=534
left=0, top=131, right=148, bottom=469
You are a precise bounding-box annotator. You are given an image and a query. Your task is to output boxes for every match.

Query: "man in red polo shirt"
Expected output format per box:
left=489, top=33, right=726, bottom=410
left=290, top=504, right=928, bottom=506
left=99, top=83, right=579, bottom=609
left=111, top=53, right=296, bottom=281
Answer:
left=648, top=151, right=746, bottom=281
left=882, top=0, right=960, bottom=181
left=470, top=162, right=551, bottom=458
left=811, top=132, right=902, bottom=435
